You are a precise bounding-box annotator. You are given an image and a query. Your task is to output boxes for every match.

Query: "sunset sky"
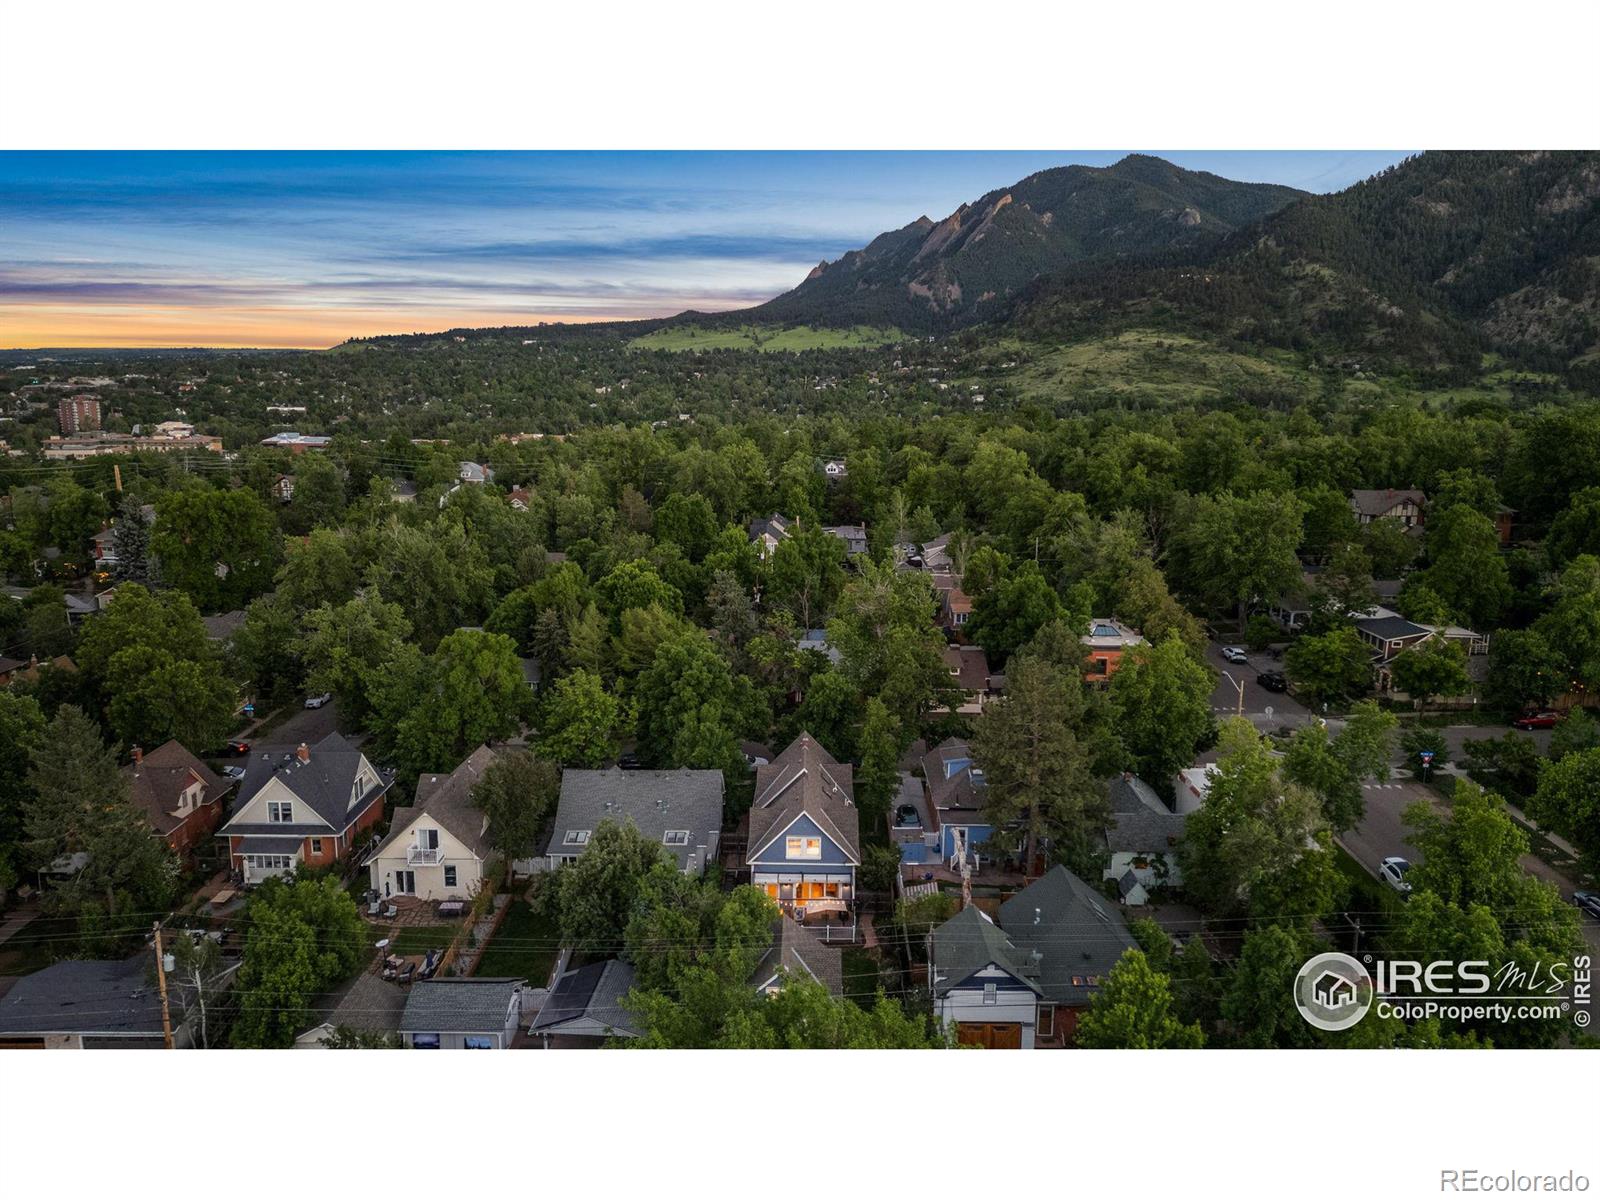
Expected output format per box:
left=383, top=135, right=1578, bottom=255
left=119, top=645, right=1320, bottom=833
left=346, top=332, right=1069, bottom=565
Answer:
left=0, top=151, right=1410, bottom=349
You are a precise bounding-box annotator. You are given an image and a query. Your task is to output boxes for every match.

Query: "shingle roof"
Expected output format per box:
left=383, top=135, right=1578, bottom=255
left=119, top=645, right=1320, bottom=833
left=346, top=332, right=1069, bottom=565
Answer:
left=529, top=959, right=639, bottom=1037
left=748, top=918, right=844, bottom=995
left=921, top=738, right=987, bottom=817
left=225, top=732, right=391, bottom=835
left=306, top=971, right=407, bottom=1036
left=1350, top=488, right=1425, bottom=518
left=747, top=733, right=859, bottom=864
left=374, top=745, right=496, bottom=860
left=999, top=866, right=1138, bottom=1008
left=399, top=978, right=521, bottom=1034
left=1355, top=614, right=1432, bottom=642
left=0, top=956, right=165, bottom=1037
left=201, top=610, right=246, bottom=640
left=942, top=645, right=989, bottom=693
left=546, top=768, right=723, bottom=872
left=1104, top=773, right=1188, bottom=853
left=123, top=740, right=230, bottom=837
left=930, top=905, right=1040, bottom=999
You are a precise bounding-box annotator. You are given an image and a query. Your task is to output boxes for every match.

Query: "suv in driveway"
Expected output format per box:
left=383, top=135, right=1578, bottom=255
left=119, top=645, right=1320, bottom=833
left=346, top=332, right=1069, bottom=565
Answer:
left=1221, top=646, right=1248, bottom=664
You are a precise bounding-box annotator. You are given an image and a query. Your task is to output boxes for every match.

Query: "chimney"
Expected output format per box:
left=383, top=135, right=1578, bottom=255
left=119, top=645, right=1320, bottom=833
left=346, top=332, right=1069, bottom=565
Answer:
left=1122, top=770, right=1132, bottom=782
left=296, top=742, right=310, bottom=764
left=132, top=745, right=143, bottom=766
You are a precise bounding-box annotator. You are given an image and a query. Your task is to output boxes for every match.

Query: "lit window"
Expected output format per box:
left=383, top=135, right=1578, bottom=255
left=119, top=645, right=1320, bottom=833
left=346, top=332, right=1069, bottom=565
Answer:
left=462, top=1036, right=493, bottom=1050
left=267, top=801, right=293, bottom=823
left=663, top=830, right=689, bottom=846
left=785, top=836, right=821, bottom=860
left=412, top=1033, right=441, bottom=1050
left=443, top=866, right=457, bottom=888
left=563, top=830, right=590, bottom=846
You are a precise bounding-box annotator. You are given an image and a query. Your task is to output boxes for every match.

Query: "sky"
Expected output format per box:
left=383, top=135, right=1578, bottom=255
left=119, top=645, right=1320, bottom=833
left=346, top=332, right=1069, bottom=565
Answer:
left=0, top=151, right=1410, bottom=349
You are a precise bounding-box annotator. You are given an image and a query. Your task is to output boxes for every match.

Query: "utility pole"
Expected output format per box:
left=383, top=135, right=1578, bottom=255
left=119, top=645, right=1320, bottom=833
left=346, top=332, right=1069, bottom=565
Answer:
left=113, top=463, right=123, bottom=493
left=152, top=921, right=174, bottom=1049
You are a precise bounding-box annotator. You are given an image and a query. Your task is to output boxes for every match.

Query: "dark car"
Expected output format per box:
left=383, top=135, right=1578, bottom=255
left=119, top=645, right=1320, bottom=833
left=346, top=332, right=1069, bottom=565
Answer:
left=895, top=804, right=921, bottom=827
left=1512, top=711, right=1561, bottom=730
left=220, top=740, right=251, bottom=757
left=1256, top=671, right=1288, bottom=693
left=1574, top=891, right=1600, bottom=920
left=617, top=752, right=641, bottom=770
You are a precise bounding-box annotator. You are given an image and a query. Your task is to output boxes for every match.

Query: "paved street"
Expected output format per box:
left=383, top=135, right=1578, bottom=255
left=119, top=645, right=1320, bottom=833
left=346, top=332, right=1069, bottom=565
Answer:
left=1339, top=777, right=1435, bottom=883
left=1202, top=641, right=1313, bottom=730
left=238, top=697, right=344, bottom=750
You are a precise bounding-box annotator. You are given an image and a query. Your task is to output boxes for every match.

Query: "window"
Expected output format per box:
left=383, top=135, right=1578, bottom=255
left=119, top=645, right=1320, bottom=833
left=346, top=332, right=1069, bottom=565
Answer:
left=412, top=1033, right=441, bottom=1050
left=563, top=829, right=591, bottom=846
left=1090, top=656, right=1109, bottom=675
left=983, top=982, right=998, bottom=1005
left=443, top=865, right=457, bottom=888
left=663, top=830, right=689, bottom=846
left=419, top=828, right=439, bottom=849
left=462, top=1036, right=494, bottom=1050
left=310, top=838, right=324, bottom=855
left=785, top=836, right=821, bottom=860
left=267, top=800, right=292, bottom=823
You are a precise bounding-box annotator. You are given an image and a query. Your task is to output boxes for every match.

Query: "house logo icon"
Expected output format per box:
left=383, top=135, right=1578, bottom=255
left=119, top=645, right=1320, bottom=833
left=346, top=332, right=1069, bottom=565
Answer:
left=1294, top=952, right=1373, bottom=1032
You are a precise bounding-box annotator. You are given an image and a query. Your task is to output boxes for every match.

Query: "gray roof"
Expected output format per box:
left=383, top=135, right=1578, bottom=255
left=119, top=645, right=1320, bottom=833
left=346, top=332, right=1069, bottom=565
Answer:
left=1104, top=773, right=1187, bottom=854
left=374, top=745, right=496, bottom=860
left=399, top=977, right=521, bottom=1034
left=922, top=738, right=987, bottom=817
left=999, top=866, right=1138, bottom=1008
left=201, top=610, right=246, bottom=640
left=748, top=733, right=859, bottom=864
left=1350, top=488, right=1425, bottom=518
left=546, top=768, right=724, bottom=872
left=0, top=956, right=165, bottom=1038
left=232, top=834, right=305, bottom=854
left=748, top=918, right=843, bottom=995
left=306, top=971, right=407, bottom=1036
left=529, top=959, right=639, bottom=1037
left=224, top=732, right=391, bottom=835
left=1354, top=614, right=1432, bottom=642
left=748, top=513, right=791, bottom=542
left=929, top=905, right=1040, bottom=1000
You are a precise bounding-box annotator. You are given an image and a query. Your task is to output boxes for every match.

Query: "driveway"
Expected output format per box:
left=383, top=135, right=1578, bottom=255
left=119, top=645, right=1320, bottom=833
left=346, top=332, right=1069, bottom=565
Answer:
left=1203, top=641, right=1313, bottom=729
left=240, top=697, right=344, bottom=749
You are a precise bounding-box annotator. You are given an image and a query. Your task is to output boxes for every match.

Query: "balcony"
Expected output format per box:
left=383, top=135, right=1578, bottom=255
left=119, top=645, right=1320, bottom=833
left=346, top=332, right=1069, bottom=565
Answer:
left=407, top=845, right=444, bottom=866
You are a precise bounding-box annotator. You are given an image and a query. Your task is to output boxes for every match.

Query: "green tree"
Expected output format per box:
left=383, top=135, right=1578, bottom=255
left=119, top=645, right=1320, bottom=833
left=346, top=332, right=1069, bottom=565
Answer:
left=0, top=692, right=46, bottom=895
left=1169, top=490, right=1304, bottom=624
left=1361, top=516, right=1420, bottom=578
left=1545, top=486, right=1600, bottom=570
left=275, top=528, right=358, bottom=615
left=1284, top=626, right=1371, bottom=705
left=1486, top=629, right=1566, bottom=712
left=1075, top=948, right=1205, bottom=1048
left=152, top=487, right=280, bottom=611
left=1390, top=636, right=1471, bottom=710
left=109, top=492, right=155, bottom=585
left=967, top=562, right=1065, bottom=666
left=855, top=697, right=902, bottom=835
left=537, top=669, right=620, bottom=767
left=1420, top=504, right=1511, bottom=629
left=232, top=876, right=365, bottom=1048
left=471, top=749, right=561, bottom=877
left=634, top=633, right=743, bottom=774
left=1108, top=638, right=1214, bottom=785
left=1221, top=924, right=1321, bottom=1048
left=540, top=820, right=672, bottom=953
left=1535, top=556, right=1600, bottom=696
left=301, top=590, right=412, bottom=722
left=766, top=525, right=845, bottom=631
left=1530, top=749, right=1600, bottom=878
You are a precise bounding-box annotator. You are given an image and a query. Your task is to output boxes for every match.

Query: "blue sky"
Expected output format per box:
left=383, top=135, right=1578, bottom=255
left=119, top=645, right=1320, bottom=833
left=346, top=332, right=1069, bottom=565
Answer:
left=0, top=151, right=1410, bottom=347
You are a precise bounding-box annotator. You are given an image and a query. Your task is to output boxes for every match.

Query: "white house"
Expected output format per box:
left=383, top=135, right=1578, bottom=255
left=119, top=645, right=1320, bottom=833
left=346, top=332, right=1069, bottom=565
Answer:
left=367, top=746, right=497, bottom=901
left=929, top=905, right=1041, bottom=1049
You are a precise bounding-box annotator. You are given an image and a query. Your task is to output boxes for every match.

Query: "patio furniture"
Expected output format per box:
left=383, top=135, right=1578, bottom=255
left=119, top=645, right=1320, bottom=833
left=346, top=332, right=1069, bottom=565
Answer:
left=396, top=962, right=415, bottom=985
left=435, top=899, right=466, bottom=919
left=382, top=902, right=398, bottom=919
left=367, top=898, right=382, bottom=917
left=211, top=887, right=238, bottom=907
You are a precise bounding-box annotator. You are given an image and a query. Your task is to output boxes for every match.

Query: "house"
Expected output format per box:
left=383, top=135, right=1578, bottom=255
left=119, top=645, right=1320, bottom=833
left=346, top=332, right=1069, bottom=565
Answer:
left=997, top=866, right=1140, bottom=1045
left=1350, top=488, right=1425, bottom=531
left=366, top=745, right=496, bottom=901
left=921, top=738, right=993, bottom=868
left=507, top=486, right=532, bottom=512
left=819, top=457, right=848, bottom=480
left=747, top=513, right=792, bottom=559
left=399, top=977, right=524, bottom=1049
left=391, top=480, right=419, bottom=504
left=1492, top=505, right=1516, bottom=546
left=293, top=972, right=407, bottom=1048
left=271, top=473, right=295, bottom=503
left=123, top=740, right=233, bottom=864
left=218, top=734, right=394, bottom=884
left=1353, top=606, right=1488, bottom=695
left=458, top=461, right=494, bottom=484
left=745, top=733, right=860, bottom=942
left=529, top=959, right=640, bottom=1047
left=1174, top=764, right=1216, bottom=814
left=1314, top=971, right=1357, bottom=1011
left=201, top=610, right=246, bottom=642
left=822, top=524, right=868, bottom=557
left=259, top=431, right=330, bottom=452
left=919, top=532, right=955, bottom=574
left=931, top=572, right=971, bottom=631
left=748, top=918, right=844, bottom=996
left=91, top=525, right=118, bottom=570
left=0, top=956, right=195, bottom=1049
left=1082, top=618, right=1146, bottom=682
left=795, top=628, right=843, bottom=666
left=941, top=644, right=994, bottom=714
left=929, top=905, right=1042, bottom=1048
left=543, top=768, right=723, bottom=874
left=0, top=653, right=77, bottom=689
left=1102, top=772, right=1187, bottom=905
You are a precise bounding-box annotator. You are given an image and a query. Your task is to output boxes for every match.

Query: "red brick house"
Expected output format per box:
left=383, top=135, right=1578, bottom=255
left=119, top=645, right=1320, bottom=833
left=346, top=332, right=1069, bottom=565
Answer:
left=122, top=740, right=232, bottom=863
left=218, top=733, right=393, bottom=884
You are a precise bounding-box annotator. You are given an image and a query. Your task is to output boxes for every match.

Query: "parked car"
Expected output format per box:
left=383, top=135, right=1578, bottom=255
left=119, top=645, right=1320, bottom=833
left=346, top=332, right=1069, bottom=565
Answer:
left=1257, top=671, right=1288, bottom=693
left=1512, top=710, right=1561, bottom=730
left=617, top=752, right=641, bottom=770
left=895, top=804, right=921, bottom=827
left=1221, top=646, right=1248, bottom=664
left=221, top=765, right=247, bottom=781
left=1572, top=891, right=1600, bottom=920
left=1379, top=857, right=1413, bottom=895
left=304, top=692, right=332, bottom=709
left=220, top=740, right=250, bottom=757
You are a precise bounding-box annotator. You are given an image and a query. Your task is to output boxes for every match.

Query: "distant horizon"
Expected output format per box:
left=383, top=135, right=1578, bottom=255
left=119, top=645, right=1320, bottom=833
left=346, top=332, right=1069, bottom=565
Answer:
left=0, top=150, right=1411, bottom=350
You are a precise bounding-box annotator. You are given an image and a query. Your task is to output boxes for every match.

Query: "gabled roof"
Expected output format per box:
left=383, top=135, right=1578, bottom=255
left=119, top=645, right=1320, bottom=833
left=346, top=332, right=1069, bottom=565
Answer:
left=747, top=918, right=843, bottom=995
left=546, top=768, right=723, bottom=872
left=123, top=740, right=230, bottom=836
left=921, top=737, right=987, bottom=816
left=929, top=905, right=1040, bottom=999
left=1350, top=488, right=1425, bottom=517
left=747, top=733, right=859, bottom=864
left=373, top=745, right=497, bottom=860
left=303, top=971, right=407, bottom=1038
left=400, top=978, right=521, bottom=1034
left=223, top=732, right=391, bottom=835
left=999, top=866, right=1138, bottom=1008
left=1354, top=614, right=1433, bottom=642
left=942, top=644, right=989, bottom=693
left=747, top=513, right=791, bottom=542
left=0, top=956, right=165, bottom=1038
left=529, top=959, right=639, bottom=1037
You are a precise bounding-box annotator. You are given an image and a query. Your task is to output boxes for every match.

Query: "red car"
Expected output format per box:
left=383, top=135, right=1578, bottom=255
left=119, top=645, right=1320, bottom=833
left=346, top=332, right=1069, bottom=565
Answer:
left=1512, top=711, right=1561, bottom=730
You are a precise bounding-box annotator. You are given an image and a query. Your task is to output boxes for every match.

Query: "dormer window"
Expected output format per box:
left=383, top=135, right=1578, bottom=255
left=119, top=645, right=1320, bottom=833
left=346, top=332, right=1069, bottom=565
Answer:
left=563, top=829, right=591, bottom=846
left=267, top=800, right=293, bottom=823
left=663, top=830, right=689, bottom=846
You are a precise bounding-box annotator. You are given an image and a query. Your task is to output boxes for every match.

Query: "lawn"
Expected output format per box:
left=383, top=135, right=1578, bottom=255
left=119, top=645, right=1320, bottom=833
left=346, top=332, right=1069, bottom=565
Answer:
left=628, top=323, right=902, bottom=353
left=388, top=922, right=461, bottom=958
left=841, top=946, right=885, bottom=1010
left=470, top=898, right=561, bottom=987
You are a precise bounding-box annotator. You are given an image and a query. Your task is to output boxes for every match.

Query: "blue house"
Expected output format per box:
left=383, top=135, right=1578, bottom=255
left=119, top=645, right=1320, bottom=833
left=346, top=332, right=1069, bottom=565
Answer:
left=922, top=738, right=993, bottom=868
left=745, top=733, right=860, bottom=943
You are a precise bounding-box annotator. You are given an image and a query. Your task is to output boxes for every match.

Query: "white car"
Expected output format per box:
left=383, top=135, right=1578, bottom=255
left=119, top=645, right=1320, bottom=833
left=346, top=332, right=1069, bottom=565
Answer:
left=1221, top=646, right=1249, bottom=664
left=1379, top=856, right=1413, bottom=895
left=221, top=765, right=247, bottom=781
left=304, top=692, right=333, bottom=709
